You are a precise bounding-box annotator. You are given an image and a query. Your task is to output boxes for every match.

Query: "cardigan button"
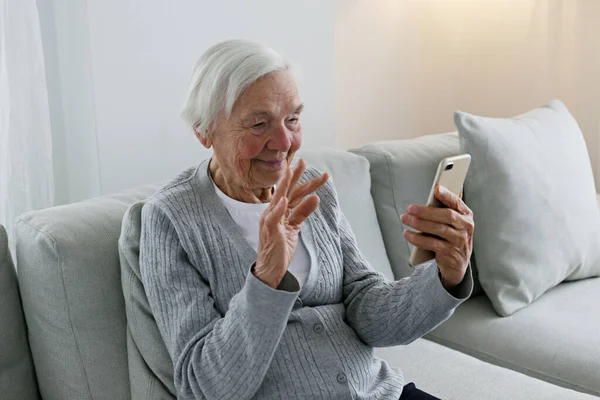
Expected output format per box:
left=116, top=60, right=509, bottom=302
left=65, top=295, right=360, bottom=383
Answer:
left=337, top=373, right=347, bottom=384
left=313, top=323, right=324, bottom=334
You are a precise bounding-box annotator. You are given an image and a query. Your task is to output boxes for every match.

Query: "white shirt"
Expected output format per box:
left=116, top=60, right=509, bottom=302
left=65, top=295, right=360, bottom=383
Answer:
left=213, top=181, right=311, bottom=288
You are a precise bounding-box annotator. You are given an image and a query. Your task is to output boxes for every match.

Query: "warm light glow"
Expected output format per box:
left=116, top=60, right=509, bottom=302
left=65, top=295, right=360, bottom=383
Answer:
left=336, top=0, right=599, bottom=187
left=421, top=1, right=538, bottom=52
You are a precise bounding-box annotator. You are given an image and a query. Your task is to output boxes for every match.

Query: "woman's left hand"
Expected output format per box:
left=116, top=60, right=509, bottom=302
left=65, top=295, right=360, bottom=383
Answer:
left=401, top=186, right=474, bottom=289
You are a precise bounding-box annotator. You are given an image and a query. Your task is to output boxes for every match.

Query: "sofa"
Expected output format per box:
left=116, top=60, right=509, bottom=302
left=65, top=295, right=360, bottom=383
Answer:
left=3, top=131, right=599, bottom=400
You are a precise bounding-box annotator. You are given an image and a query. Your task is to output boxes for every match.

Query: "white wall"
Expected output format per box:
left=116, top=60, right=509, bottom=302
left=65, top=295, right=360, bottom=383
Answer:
left=40, top=0, right=600, bottom=202
left=40, top=0, right=334, bottom=201
left=87, top=0, right=334, bottom=195
left=335, top=0, right=600, bottom=190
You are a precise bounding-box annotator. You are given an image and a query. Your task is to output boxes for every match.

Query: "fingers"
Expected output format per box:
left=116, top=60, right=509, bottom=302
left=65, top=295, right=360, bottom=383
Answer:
left=406, top=228, right=469, bottom=287
left=288, top=194, right=320, bottom=227
left=404, top=230, right=464, bottom=265
left=263, top=196, right=288, bottom=227
left=268, top=159, right=327, bottom=227
left=288, top=159, right=306, bottom=197
left=270, top=167, right=293, bottom=210
left=406, top=189, right=473, bottom=231
left=405, top=205, right=465, bottom=230
left=404, top=230, right=446, bottom=254
left=435, top=185, right=471, bottom=215
left=288, top=172, right=329, bottom=208
left=401, top=213, right=464, bottom=245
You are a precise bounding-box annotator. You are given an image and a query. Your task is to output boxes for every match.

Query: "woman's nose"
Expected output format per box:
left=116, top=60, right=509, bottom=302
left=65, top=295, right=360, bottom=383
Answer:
left=267, top=123, right=292, bottom=152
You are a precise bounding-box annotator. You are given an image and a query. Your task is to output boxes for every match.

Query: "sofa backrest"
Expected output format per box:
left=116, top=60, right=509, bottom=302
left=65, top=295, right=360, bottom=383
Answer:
left=15, top=184, right=162, bottom=400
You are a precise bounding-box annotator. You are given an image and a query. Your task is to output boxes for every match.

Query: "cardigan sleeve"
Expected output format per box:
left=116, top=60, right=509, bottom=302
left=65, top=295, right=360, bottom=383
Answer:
left=139, top=203, right=299, bottom=400
left=329, top=185, right=473, bottom=348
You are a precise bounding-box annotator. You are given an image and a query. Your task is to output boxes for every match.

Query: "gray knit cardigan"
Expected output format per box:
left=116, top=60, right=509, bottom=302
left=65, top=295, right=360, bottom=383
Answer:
left=139, top=159, right=472, bottom=400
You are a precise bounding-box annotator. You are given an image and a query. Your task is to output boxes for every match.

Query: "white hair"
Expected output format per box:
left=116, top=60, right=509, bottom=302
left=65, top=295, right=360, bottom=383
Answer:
left=181, top=39, right=293, bottom=138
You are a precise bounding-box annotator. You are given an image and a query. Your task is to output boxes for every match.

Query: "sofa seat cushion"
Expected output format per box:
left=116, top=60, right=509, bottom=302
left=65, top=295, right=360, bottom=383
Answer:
left=427, top=277, right=600, bottom=396
left=0, top=225, right=39, bottom=400
left=376, top=339, right=597, bottom=400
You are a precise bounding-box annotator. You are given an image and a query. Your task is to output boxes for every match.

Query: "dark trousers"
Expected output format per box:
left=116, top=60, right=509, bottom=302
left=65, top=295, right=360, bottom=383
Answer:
left=400, top=382, right=442, bottom=400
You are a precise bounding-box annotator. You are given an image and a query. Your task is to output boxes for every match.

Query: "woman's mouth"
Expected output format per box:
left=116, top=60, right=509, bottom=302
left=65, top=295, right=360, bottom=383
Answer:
left=259, top=159, right=285, bottom=168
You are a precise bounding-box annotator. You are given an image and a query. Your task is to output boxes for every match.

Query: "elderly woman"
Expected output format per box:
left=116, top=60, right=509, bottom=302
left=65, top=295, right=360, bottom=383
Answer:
left=140, top=40, right=474, bottom=400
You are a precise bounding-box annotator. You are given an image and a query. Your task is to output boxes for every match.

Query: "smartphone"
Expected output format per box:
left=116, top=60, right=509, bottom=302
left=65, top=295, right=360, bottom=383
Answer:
left=408, top=154, right=471, bottom=267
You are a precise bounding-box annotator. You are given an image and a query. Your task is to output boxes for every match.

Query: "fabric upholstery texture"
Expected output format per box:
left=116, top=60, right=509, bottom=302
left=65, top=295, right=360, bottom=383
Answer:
left=15, top=184, right=161, bottom=400
left=350, top=133, right=482, bottom=295
left=455, top=100, right=600, bottom=316
left=119, top=150, right=400, bottom=399
left=377, top=338, right=598, bottom=400
left=0, top=225, right=40, bottom=400
left=427, top=277, right=600, bottom=396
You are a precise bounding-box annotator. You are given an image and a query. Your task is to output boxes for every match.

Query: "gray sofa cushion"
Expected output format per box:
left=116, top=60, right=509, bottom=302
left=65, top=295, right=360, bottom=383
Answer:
left=350, top=133, right=482, bottom=295
left=0, top=225, right=39, bottom=400
left=377, top=339, right=597, bottom=400
left=15, top=184, right=161, bottom=400
left=119, top=150, right=395, bottom=399
left=427, top=277, right=600, bottom=396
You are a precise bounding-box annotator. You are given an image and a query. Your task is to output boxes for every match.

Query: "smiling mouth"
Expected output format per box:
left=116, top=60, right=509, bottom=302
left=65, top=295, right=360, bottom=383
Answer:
left=258, top=159, right=285, bottom=167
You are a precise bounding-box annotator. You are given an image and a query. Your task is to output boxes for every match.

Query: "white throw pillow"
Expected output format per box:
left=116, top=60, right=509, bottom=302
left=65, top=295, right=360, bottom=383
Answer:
left=455, top=100, right=600, bottom=316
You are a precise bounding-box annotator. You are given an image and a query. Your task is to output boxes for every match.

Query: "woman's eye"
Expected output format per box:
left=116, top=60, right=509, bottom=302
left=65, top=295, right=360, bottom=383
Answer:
left=287, top=118, right=299, bottom=124
left=252, top=122, right=266, bottom=129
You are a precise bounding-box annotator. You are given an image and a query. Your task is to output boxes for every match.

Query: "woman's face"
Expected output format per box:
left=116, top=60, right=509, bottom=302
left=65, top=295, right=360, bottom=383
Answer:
left=199, top=70, right=303, bottom=194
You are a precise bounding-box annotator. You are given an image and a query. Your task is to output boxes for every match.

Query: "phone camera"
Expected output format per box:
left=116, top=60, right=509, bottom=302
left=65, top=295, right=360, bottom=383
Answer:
left=445, top=163, right=454, bottom=171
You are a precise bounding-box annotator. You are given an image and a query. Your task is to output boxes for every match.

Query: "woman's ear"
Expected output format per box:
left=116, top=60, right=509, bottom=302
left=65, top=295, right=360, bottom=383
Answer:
left=194, top=124, right=212, bottom=148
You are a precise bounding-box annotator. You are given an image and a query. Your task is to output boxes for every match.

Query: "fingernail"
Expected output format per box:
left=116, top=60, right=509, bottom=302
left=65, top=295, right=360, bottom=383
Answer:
left=403, top=229, right=410, bottom=237
left=408, top=205, right=417, bottom=214
left=400, top=213, right=408, bottom=223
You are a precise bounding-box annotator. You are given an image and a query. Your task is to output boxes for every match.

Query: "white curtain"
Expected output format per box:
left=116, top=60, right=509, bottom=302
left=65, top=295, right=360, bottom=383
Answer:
left=0, top=0, right=54, bottom=256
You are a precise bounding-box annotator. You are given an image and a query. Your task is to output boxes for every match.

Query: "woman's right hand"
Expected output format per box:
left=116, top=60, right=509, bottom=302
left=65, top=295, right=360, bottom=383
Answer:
left=253, top=159, right=329, bottom=289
